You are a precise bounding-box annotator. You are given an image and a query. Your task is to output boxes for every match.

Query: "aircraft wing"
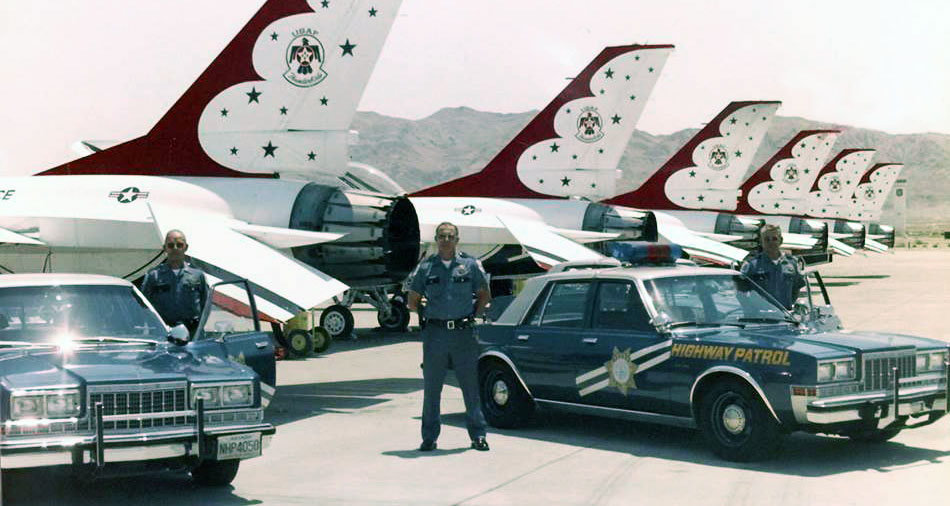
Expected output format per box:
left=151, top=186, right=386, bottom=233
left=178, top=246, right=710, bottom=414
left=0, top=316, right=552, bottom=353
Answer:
left=149, top=204, right=347, bottom=318
left=498, top=216, right=605, bottom=269
left=654, top=213, right=749, bottom=266
left=552, top=228, right=621, bottom=244
left=229, top=222, right=344, bottom=249
left=0, top=226, right=46, bottom=245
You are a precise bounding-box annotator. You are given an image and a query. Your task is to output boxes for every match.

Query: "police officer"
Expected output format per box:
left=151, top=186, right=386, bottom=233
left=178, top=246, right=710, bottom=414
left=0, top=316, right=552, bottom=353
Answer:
left=408, top=222, right=491, bottom=452
left=740, top=224, right=805, bottom=309
left=141, top=230, right=209, bottom=337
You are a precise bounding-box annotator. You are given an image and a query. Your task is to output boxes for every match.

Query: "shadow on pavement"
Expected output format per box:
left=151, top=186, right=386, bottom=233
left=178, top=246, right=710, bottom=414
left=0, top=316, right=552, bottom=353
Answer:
left=382, top=447, right=471, bottom=459
left=1, top=469, right=260, bottom=506
left=265, top=378, right=423, bottom=426
left=822, top=275, right=890, bottom=280
left=440, top=409, right=949, bottom=477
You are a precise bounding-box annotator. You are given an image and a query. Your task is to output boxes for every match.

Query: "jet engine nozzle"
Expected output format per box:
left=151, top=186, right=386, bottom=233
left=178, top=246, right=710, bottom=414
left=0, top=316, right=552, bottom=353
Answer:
left=585, top=204, right=658, bottom=242
left=289, top=184, right=420, bottom=288
left=833, top=220, right=866, bottom=250
left=714, top=214, right=764, bottom=250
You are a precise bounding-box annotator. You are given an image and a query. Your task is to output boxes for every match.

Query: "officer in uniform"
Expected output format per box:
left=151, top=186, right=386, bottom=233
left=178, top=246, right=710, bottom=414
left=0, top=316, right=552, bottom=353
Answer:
left=408, top=222, right=492, bottom=452
left=740, top=224, right=805, bottom=309
left=141, top=230, right=209, bottom=337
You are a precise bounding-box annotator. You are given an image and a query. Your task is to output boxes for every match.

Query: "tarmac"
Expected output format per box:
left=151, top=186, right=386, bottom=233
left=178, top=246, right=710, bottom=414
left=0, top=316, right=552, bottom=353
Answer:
left=4, top=249, right=949, bottom=505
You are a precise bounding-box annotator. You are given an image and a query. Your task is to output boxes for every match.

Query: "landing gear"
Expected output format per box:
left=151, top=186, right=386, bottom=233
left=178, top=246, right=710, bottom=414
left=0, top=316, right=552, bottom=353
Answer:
left=284, top=329, right=314, bottom=359
left=377, top=299, right=410, bottom=332
left=320, top=304, right=354, bottom=340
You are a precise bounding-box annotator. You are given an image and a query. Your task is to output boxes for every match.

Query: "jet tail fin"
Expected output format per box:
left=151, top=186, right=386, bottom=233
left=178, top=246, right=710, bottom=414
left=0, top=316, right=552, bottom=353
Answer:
left=849, top=163, right=904, bottom=222
left=40, top=0, right=401, bottom=179
left=412, top=44, right=674, bottom=199
left=605, top=101, right=780, bottom=211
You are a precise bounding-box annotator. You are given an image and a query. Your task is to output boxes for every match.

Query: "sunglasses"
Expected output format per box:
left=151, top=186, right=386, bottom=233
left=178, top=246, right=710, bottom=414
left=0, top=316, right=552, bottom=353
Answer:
left=436, top=234, right=457, bottom=241
left=165, top=242, right=186, bottom=249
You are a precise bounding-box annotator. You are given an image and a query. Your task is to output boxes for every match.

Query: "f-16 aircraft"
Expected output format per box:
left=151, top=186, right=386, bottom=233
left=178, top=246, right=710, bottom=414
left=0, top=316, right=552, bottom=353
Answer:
left=2, top=0, right=422, bottom=326
left=846, top=162, right=904, bottom=248
left=411, top=45, right=762, bottom=269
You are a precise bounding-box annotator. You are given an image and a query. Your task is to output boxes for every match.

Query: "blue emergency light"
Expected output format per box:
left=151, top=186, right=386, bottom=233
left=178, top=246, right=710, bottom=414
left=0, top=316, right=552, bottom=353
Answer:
left=607, top=242, right=684, bottom=265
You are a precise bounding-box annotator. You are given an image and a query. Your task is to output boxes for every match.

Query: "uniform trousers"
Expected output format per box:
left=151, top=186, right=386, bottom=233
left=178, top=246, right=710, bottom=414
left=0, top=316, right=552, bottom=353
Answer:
left=421, top=325, right=487, bottom=442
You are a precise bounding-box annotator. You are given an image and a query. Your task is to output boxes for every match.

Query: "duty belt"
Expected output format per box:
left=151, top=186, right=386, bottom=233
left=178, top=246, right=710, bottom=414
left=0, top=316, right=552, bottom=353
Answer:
left=427, top=317, right=472, bottom=330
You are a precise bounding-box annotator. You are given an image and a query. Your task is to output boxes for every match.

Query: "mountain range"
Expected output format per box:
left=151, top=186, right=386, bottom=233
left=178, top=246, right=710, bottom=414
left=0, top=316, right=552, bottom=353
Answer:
left=351, top=107, right=950, bottom=227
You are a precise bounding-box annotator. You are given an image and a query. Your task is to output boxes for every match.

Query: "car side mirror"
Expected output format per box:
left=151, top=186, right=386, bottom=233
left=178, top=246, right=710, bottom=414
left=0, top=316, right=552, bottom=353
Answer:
left=168, top=324, right=190, bottom=345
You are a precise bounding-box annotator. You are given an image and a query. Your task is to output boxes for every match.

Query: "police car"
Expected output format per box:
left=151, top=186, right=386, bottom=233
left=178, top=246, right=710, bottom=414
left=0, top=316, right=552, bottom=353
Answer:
left=475, top=245, right=949, bottom=461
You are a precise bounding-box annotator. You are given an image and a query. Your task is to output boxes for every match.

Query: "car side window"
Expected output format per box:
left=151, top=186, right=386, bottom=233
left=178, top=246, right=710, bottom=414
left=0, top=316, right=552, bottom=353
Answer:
left=592, top=281, right=652, bottom=331
left=537, top=281, right=592, bottom=328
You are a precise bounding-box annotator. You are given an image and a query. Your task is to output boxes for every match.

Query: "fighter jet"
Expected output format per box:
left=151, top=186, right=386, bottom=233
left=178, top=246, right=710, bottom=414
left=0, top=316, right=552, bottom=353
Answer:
left=2, top=0, right=422, bottom=326
left=846, top=162, right=904, bottom=248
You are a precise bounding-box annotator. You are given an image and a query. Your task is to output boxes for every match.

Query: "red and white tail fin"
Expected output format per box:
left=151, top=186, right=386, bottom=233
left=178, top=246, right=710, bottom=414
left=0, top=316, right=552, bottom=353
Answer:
left=804, top=149, right=876, bottom=218
left=412, top=44, right=674, bottom=199
left=604, top=101, right=780, bottom=211
left=737, top=129, right=840, bottom=215
left=39, top=0, right=401, bottom=178
left=848, top=163, right=903, bottom=221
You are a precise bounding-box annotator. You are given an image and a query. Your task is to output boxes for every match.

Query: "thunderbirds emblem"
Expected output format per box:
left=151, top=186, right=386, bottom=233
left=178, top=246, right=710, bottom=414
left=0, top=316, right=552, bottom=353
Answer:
left=709, top=144, right=730, bottom=170
left=284, top=29, right=327, bottom=87
left=828, top=176, right=842, bottom=193
left=863, top=186, right=876, bottom=200
left=782, top=164, right=799, bottom=183
left=575, top=107, right=604, bottom=143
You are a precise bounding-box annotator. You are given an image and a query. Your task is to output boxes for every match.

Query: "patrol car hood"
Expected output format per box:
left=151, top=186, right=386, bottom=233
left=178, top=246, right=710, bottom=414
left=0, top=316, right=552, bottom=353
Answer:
left=684, top=326, right=942, bottom=358
left=0, top=345, right=251, bottom=391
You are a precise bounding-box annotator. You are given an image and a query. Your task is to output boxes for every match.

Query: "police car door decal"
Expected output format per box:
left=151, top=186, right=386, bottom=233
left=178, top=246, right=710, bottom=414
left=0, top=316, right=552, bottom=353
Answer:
left=576, top=339, right=672, bottom=396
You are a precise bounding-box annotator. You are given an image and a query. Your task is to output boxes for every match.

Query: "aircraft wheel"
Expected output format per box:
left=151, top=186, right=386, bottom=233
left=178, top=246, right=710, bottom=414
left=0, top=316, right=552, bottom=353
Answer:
left=320, top=305, right=354, bottom=340
left=377, top=300, right=410, bottom=332
left=312, top=327, right=332, bottom=353
left=285, top=329, right=313, bottom=359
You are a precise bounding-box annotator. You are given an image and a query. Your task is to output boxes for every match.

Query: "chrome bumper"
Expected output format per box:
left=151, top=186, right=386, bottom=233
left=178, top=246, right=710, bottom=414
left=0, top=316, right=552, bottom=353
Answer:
left=0, top=401, right=275, bottom=470
left=792, top=377, right=948, bottom=426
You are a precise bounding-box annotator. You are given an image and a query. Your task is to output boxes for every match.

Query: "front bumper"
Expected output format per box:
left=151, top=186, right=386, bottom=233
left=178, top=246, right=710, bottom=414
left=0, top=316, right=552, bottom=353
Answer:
left=791, top=373, right=949, bottom=428
left=1, top=403, right=275, bottom=470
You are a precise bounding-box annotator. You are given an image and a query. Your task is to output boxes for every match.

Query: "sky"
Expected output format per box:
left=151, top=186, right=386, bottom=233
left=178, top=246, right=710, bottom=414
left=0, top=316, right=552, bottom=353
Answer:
left=0, top=0, right=948, bottom=175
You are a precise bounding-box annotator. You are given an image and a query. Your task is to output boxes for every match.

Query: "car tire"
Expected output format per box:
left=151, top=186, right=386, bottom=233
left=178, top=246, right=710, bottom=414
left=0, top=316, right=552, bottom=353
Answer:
left=320, top=305, right=354, bottom=340
left=285, top=329, right=314, bottom=359
left=699, top=380, right=781, bottom=461
left=479, top=361, right=534, bottom=428
left=312, top=327, right=331, bottom=353
left=191, top=459, right=240, bottom=486
left=377, top=300, right=410, bottom=332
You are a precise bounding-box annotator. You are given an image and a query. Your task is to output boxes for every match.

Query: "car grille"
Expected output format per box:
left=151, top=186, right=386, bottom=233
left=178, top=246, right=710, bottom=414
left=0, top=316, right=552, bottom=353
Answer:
left=863, top=351, right=915, bottom=391
left=87, top=381, right=191, bottom=431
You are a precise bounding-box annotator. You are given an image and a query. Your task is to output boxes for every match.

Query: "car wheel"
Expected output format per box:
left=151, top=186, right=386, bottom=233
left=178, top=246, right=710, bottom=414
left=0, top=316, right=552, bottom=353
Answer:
left=377, top=300, right=410, bottom=332
left=285, top=329, right=314, bottom=359
left=479, top=361, right=534, bottom=428
left=843, top=420, right=903, bottom=443
left=320, top=305, right=354, bottom=340
left=699, top=380, right=781, bottom=461
left=312, top=327, right=331, bottom=353
left=191, top=459, right=240, bottom=486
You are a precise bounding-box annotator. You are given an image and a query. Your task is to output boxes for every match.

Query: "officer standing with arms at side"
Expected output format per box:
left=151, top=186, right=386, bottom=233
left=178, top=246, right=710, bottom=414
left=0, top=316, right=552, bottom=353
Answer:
left=408, top=222, right=492, bottom=452
left=740, top=224, right=805, bottom=309
left=141, top=229, right=209, bottom=338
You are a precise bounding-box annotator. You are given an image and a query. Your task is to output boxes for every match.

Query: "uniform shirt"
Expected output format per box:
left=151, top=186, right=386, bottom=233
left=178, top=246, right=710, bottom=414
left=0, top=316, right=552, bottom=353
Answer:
left=408, top=252, right=488, bottom=320
left=140, top=262, right=208, bottom=327
left=740, top=251, right=805, bottom=309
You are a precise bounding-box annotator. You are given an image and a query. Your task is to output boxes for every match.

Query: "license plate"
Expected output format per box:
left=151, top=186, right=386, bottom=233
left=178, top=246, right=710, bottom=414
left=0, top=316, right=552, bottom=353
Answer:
left=216, top=432, right=261, bottom=460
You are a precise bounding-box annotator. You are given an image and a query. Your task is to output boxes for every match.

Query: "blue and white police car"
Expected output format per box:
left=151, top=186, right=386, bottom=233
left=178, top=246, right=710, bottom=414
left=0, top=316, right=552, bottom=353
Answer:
left=476, top=245, right=949, bottom=461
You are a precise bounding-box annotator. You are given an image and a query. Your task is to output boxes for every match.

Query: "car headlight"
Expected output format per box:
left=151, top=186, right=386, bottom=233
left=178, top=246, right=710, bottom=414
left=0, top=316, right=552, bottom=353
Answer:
left=11, top=390, right=82, bottom=420
left=917, top=350, right=947, bottom=372
left=191, top=382, right=254, bottom=409
left=817, top=358, right=856, bottom=382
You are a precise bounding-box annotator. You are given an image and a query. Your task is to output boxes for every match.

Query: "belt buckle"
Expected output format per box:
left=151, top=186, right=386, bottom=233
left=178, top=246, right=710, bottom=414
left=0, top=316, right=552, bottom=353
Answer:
left=447, top=320, right=455, bottom=330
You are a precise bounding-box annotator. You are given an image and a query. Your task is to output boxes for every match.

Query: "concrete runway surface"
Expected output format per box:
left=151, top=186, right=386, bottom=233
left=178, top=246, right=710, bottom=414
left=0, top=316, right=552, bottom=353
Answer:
left=3, top=250, right=948, bottom=505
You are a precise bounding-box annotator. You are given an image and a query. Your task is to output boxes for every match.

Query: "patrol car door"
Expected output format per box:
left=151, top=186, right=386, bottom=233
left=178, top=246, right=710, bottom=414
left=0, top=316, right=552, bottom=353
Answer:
left=572, top=280, right=671, bottom=413
left=508, top=279, right=595, bottom=401
left=187, top=279, right=277, bottom=398
left=795, top=271, right=842, bottom=332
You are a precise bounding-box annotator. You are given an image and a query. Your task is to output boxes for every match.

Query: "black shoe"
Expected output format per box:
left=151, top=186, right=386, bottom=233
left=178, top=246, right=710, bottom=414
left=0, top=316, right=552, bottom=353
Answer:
left=419, top=440, right=437, bottom=452
left=471, top=437, right=489, bottom=451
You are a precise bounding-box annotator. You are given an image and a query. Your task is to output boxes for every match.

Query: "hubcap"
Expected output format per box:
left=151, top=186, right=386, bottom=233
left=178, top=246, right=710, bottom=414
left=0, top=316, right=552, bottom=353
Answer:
left=324, top=313, right=345, bottom=335
left=492, top=379, right=509, bottom=406
left=291, top=334, right=307, bottom=350
left=721, top=404, right=747, bottom=435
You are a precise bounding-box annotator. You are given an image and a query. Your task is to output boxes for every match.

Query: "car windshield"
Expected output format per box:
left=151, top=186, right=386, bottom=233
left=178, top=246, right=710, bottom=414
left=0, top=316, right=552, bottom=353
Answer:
left=0, top=285, right=167, bottom=344
left=644, top=274, right=790, bottom=327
